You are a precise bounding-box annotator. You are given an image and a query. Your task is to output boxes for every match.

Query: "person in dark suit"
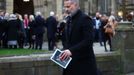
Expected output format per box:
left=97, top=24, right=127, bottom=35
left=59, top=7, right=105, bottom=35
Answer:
left=92, top=12, right=103, bottom=46
left=59, top=0, right=98, bottom=75
left=46, top=11, right=58, bottom=51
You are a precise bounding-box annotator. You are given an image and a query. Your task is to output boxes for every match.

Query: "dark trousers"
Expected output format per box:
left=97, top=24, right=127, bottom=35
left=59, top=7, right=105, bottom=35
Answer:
left=24, top=28, right=29, bottom=45
left=18, top=37, right=24, bottom=48
left=103, top=33, right=112, bottom=51
left=48, top=37, right=55, bottom=51
left=2, top=35, right=8, bottom=48
left=35, top=33, right=43, bottom=50
left=0, top=33, right=2, bottom=48
left=94, top=29, right=103, bottom=46
left=29, top=39, right=35, bottom=49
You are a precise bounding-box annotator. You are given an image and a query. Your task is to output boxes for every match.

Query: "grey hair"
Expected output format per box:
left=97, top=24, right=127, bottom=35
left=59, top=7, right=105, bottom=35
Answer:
left=65, top=0, right=79, bottom=5
left=71, top=0, right=79, bottom=4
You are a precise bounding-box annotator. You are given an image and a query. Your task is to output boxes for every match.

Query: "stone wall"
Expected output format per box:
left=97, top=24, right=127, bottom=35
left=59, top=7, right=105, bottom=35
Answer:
left=112, top=22, right=134, bottom=74
left=0, top=53, right=121, bottom=75
left=6, top=0, right=13, bottom=13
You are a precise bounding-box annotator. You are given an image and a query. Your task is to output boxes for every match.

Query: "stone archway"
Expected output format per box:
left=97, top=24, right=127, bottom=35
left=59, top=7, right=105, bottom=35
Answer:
left=13, top=0, right=34, bottom=16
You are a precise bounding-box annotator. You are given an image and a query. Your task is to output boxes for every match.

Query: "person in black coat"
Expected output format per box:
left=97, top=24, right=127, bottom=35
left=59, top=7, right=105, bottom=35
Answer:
left=59, top=0, right=98, bottom=75
left=7, top=14, right=20, bottom=49
left=34, top=12, right=46, bottom=50
left=0, top=17, right=3, bottom=48
left=0, top=11, right=5, bottom=48
left=1, top=13, right=9, bottom=48
left=46, top=11, right=57, bottom=51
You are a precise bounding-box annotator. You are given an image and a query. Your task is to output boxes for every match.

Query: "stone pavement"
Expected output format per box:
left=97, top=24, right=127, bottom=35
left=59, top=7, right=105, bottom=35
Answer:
left=41, top=41, right=112, bottom=54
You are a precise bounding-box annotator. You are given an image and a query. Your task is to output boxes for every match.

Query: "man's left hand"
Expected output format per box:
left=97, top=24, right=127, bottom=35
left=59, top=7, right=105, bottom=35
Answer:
left=59, top=49, right=72, bottom=61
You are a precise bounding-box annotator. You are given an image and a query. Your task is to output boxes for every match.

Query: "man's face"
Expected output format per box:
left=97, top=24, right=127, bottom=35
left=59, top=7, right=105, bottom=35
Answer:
left=24, top=14, right=28, bottom=19
left=64, top=1, right=77, bottom=15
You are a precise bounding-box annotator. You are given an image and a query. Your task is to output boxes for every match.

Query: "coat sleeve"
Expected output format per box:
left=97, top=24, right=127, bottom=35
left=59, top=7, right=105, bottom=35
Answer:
left=69, top=16, right=94, bottom=54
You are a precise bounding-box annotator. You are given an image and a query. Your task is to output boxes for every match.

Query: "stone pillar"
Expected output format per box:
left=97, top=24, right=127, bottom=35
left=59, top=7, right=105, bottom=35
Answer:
left=88, top=0, right=93, bottom=14
left=84, top=0, right=89, bottom=15
left=92, top=0, right=98, bottom=14
left=56, top=0, right=63, bottom=20
left=111, top=0, right=116, bottom=13
left=6, top=0, right=13, bottom=13
left=112, top=22, right=134, bottom=74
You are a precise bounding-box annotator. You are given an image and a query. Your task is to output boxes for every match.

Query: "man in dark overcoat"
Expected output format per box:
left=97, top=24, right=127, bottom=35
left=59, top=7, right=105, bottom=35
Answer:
left=46, top=11, right=57, bottom=51
left=59, top=0, right=98, bottom=75
left=34, top=12, right=46, bottom=50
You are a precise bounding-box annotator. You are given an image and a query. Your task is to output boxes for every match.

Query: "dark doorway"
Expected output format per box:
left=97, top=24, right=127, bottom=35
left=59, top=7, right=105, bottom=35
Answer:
left=13, top=0, right=34, bottom=16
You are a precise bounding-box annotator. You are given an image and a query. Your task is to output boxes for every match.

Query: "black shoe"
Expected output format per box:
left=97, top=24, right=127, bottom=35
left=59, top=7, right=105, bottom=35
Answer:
left=39, top=47, right=42, bottom=50
left=110, top=49, right=113, bottom=51
left=105, top=49, right=108, bottom=52
left=32, top=47, right=34, bottom=49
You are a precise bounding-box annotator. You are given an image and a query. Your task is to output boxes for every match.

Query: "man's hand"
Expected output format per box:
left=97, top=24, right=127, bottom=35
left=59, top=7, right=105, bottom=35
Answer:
left=59, top=49, right=72, bottom=61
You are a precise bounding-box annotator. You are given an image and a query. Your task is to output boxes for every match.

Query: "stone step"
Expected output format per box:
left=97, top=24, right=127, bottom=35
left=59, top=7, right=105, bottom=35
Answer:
left=126, top=72, right=134, bottom=75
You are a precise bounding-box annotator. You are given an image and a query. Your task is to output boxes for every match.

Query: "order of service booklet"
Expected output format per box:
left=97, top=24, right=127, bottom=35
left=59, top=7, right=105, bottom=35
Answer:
left=50, top=49, right=72, bottom=69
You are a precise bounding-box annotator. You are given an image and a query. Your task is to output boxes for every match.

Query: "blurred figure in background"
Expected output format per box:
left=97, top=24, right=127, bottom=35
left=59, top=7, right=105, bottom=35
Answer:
left=23, top=14, right=29, bottom=46
left=2, top=13, right=10, bottom=48
left=34, top=12, right=46, bottom=50
left=16, top=14, right=25, bottom=48
left=104, top=17, right=117, bottom=51
left=7, top=14, right=20, bottom=49
left=93, top=12, right=103, bottom=46
left=28, top=15, right=36, bottom=49
left=57, top=11, right=69, bottom=49
left=0, top=11, right=5, bottom=48
left=100, top=15, right=109, bottom=52
left=46, top=11, right=58, bottom=51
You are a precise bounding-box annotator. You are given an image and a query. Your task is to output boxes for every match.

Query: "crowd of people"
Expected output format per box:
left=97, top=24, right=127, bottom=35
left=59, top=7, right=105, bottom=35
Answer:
left=0, top=11, right=47, bottom=50
left=92, top=12, right=118, bottom=52
left=0, top=9, right=118, bottom=51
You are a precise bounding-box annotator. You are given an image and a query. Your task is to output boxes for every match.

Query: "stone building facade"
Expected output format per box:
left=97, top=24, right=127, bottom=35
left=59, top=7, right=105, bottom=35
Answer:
left=0, top=0, right=63, bottom=19
left=0, top=0, right=134, bottom=18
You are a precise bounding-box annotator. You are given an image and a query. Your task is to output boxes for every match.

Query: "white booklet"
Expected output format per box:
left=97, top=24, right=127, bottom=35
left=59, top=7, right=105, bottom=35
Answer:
left=50, top=49, right=72, bottom=69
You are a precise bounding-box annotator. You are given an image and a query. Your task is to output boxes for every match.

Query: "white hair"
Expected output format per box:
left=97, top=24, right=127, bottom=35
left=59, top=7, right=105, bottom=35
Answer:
left=4, top=13, right=9, bottom=20
left=18, top=15, right=23, bottom=21
left=9, top=14, right=17, bottom=20
left=35, top=11, right=42, bottom=16
left=29, top=15, right=35, bottom=21
left=50, top=11, right=55, bottom=16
